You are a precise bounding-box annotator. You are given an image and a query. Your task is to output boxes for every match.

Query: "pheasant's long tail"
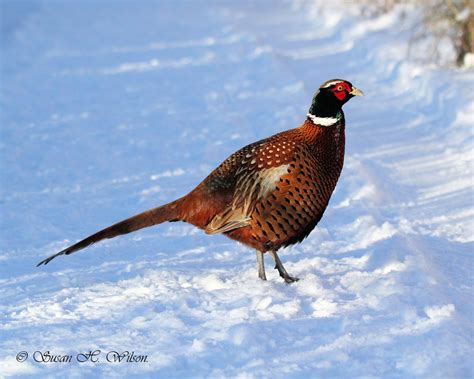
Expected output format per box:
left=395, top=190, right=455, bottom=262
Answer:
left=37, top=200, right=181, bottom=267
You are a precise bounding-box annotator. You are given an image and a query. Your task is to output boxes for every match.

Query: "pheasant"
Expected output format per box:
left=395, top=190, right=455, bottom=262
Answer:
left=37, top=79, right=363, bottom=283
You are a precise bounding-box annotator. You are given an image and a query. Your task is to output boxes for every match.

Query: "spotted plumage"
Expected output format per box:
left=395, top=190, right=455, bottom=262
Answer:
left=37, top=79, right=363, bottom=283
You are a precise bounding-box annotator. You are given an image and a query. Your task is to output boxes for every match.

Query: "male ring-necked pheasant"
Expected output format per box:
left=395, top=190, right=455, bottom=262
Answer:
left=38, top=79, right=363, bottom=283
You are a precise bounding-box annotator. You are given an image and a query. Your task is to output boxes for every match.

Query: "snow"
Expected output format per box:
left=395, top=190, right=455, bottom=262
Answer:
left=465, top=52, right=474, bottom=68
left=1, top=1, right=473, bottom=378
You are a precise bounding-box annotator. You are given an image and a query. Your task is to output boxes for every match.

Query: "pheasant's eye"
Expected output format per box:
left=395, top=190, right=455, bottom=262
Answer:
left=336, top=85, right=344, bottom=91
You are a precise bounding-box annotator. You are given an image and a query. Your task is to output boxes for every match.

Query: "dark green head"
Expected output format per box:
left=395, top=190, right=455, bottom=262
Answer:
left=308, top=79, right=364, bottom=118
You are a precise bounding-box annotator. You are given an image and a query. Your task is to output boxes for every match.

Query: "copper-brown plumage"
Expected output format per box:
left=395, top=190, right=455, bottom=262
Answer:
left=37, top=79, right=363, bottom=283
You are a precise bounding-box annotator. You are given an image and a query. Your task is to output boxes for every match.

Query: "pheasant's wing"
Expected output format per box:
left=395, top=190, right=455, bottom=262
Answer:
left=204, top=132, right=298, bottom=234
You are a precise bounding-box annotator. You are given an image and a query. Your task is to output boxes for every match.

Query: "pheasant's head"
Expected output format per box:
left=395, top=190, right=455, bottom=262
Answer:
left=319, top=79, right=363, bottom=103
left=308, top=79, right=363, bottom=118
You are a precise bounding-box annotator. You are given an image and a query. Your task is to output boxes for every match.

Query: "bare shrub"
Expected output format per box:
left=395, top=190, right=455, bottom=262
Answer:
left=357, top=0, right=474, bottom=66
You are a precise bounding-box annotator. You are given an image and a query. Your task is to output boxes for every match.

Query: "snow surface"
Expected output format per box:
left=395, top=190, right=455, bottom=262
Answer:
left=1, top=1, right=473, bottom=378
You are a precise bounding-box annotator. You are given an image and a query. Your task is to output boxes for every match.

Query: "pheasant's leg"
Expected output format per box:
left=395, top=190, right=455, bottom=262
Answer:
left=268, top=250, right=299, bottom=283
left=256, top=250, right=267, bottom=281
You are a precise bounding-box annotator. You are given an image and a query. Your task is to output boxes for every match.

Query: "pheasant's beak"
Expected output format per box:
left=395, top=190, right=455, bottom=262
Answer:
left=349, top=86, right=364, bottom=96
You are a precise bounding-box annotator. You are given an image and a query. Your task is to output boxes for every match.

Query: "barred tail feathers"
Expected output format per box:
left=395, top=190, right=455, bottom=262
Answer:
left=37, top=201, right=181, bottom=266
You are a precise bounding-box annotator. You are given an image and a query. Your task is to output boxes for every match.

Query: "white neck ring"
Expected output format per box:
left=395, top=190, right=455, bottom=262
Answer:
left=307, top=113, right=338, bottom=126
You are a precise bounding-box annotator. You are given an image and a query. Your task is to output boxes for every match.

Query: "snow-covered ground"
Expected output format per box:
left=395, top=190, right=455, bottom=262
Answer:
left=1, top=1, right=473, bottom=377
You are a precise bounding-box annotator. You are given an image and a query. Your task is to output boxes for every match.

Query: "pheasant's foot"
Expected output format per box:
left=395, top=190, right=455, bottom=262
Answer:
left=282, top=274, right=299, bottom=284
left=268, top=250, right=299, bottom=284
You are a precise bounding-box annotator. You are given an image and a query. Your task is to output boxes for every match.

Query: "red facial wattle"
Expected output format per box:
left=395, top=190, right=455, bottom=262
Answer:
left=332, top=81, right=352, bottom=101
left=334, top=91, right=346, bottom=100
